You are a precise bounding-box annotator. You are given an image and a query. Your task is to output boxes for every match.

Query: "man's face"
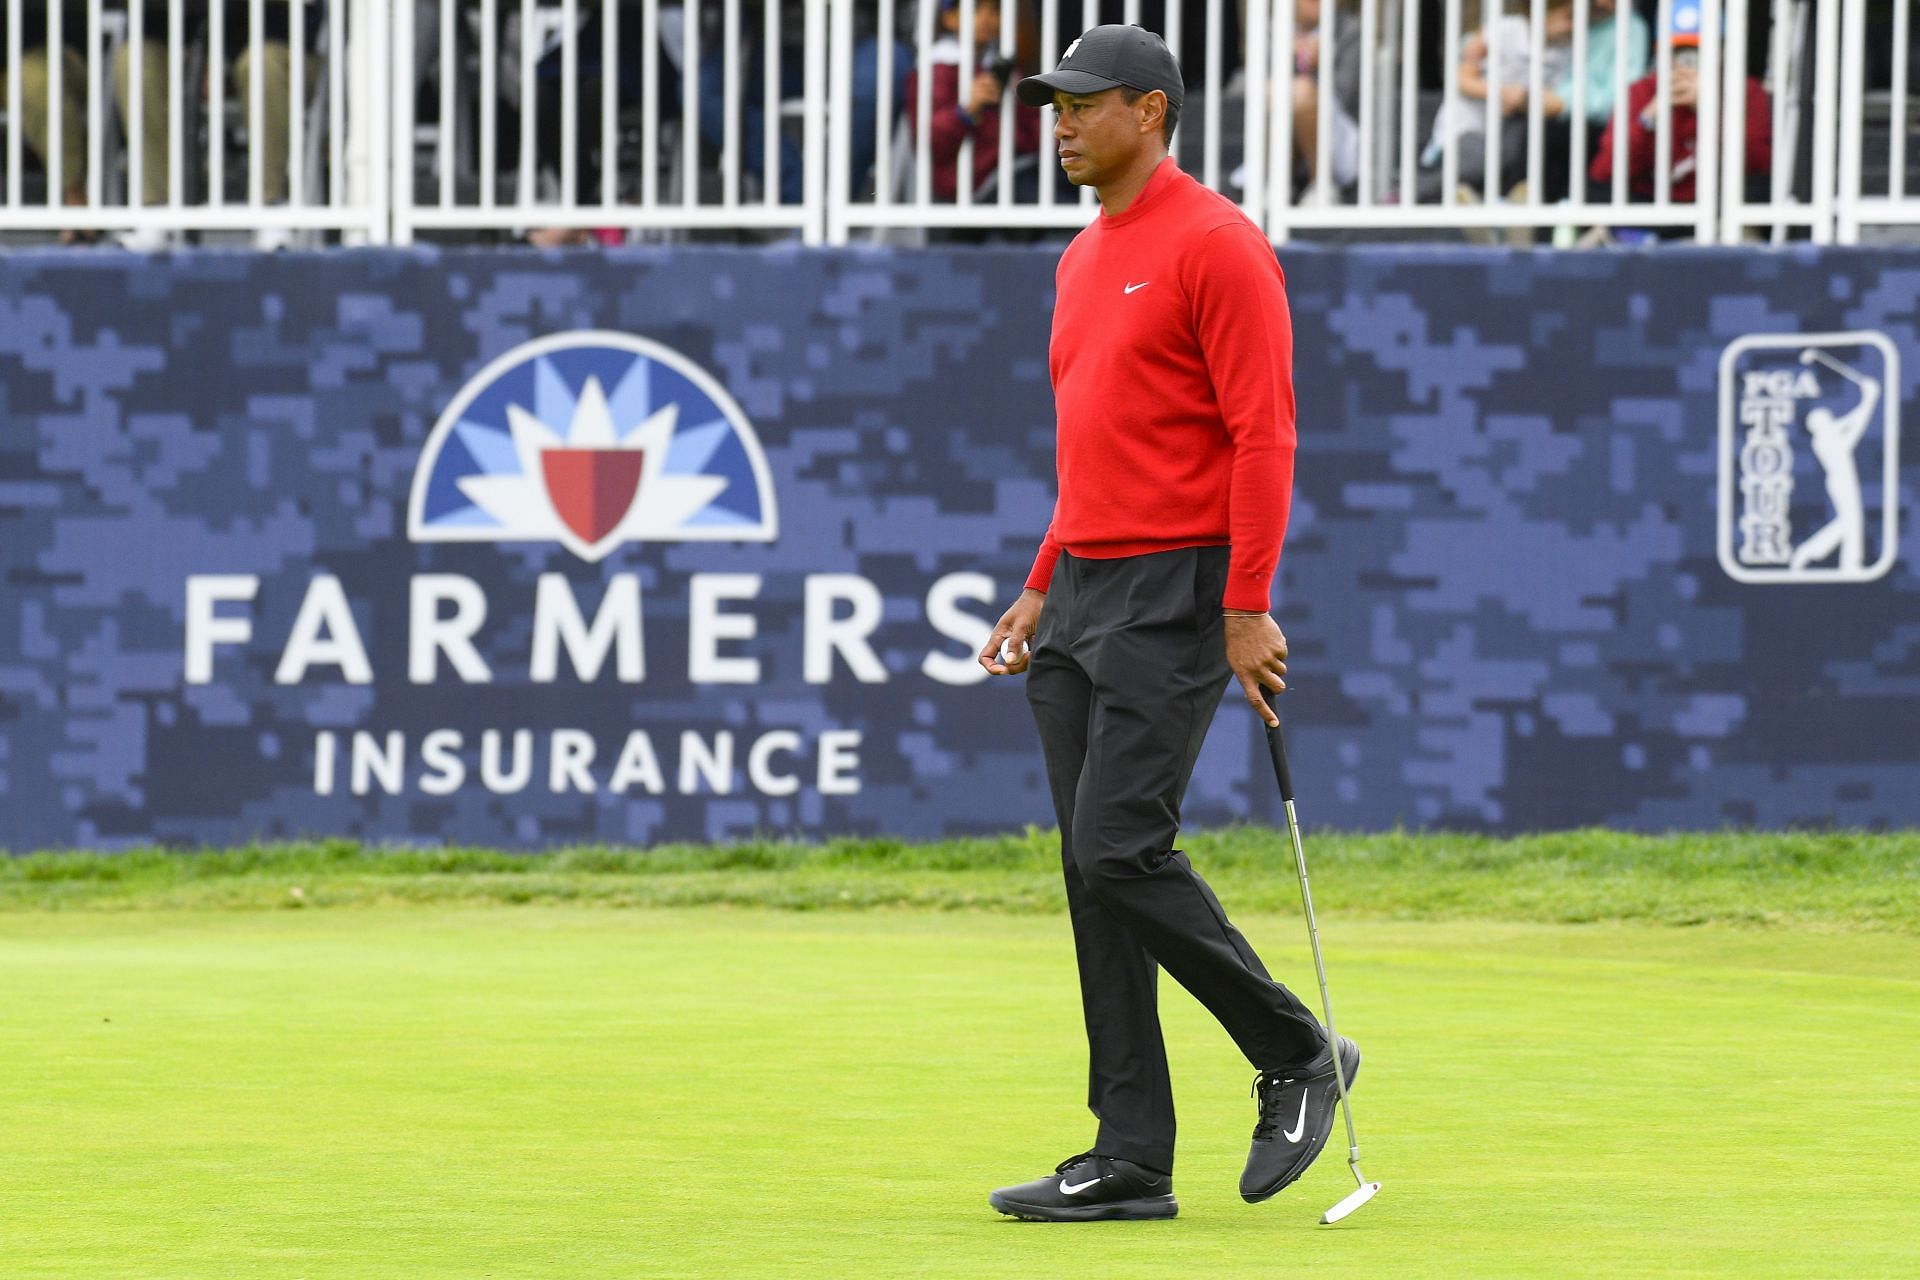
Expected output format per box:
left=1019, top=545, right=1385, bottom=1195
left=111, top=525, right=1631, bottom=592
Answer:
left=1052, top=87, right=1162, bottom=187
left=942, top=1, right=1001, bottom=47
left=978, top=2, right=1001, bottom=47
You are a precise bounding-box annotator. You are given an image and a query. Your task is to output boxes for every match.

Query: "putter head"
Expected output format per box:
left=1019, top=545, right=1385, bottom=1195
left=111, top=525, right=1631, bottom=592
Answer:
left=1321, top=1180, right=1381, bottom=1224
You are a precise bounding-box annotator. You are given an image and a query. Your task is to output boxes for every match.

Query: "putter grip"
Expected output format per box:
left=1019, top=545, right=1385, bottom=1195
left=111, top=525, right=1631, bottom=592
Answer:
left=1263, top=689, right=1295, bottom=803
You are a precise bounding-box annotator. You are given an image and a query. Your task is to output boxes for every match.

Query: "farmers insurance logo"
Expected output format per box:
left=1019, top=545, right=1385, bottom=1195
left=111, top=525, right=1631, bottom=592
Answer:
left=409, top=331, right=777, bottom=560
left=1718, top=331, right=1901, bottom=584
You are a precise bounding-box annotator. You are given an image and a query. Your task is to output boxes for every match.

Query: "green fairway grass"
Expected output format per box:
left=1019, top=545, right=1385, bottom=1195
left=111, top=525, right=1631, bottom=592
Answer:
left=3, top=905, right=1916, bottom=1278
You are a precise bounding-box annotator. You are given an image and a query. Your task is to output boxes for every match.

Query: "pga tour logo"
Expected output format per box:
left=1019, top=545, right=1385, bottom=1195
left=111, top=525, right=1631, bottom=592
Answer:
left=408, top=331, right=777, bottom=560
left=1718, top=331, right=1902, bottom=584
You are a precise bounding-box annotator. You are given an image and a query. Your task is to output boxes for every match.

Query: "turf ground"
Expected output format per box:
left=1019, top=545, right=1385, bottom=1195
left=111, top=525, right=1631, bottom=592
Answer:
left=3, top=855, right=1917, bottom=1277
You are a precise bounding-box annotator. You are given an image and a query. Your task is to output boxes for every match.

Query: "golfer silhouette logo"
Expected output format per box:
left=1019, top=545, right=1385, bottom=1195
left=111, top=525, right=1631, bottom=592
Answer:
left=1718, top=332, right=1902, bottom=585
left=1790, top=349, right=1879, bottom=573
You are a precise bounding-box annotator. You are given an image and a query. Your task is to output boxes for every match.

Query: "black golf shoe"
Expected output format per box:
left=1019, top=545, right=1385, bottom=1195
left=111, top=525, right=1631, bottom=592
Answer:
left=989, top=1152, right=1177, bottom=1222
left=1240, top=1034, right=1362, bottom=1203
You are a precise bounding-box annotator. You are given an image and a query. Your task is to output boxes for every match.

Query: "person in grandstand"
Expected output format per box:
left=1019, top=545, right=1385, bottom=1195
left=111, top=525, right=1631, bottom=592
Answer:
left=902, top=0, right=1044, bottom=203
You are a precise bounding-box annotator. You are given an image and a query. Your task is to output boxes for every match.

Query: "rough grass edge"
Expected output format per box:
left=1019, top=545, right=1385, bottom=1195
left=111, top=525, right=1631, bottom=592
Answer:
left=4, top=828, right=1917, bottom=932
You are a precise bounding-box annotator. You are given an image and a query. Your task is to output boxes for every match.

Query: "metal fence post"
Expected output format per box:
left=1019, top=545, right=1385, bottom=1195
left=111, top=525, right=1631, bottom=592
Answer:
left=828, top=0, right=854, bottom=245
left=805, top=0, right=828, bottom=245
left=1719, top=0, right=1747, bottom=243
left=1696, top=0, right=1722, bottom=244
left=1810, top=0, right=1840, bottom=244
left=1243, top=0, right=1269, bottom=235
left=391, top=0, right=415, bottom=245
left=1836, top=0, right=1867, bottom=244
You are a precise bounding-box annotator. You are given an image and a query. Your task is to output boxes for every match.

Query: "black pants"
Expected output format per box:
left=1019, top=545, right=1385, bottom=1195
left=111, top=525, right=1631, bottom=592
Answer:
left=1026, top=546, right=1327, bottom=1175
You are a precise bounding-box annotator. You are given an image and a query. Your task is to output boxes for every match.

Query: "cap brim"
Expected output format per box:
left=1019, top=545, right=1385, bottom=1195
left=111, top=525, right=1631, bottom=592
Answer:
left=1015, top=69, right=1127, bottom=107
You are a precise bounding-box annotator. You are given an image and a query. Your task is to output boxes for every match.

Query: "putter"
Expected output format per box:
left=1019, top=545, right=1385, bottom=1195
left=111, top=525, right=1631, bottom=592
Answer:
left=1264, top=691, right=1382, bottom=1224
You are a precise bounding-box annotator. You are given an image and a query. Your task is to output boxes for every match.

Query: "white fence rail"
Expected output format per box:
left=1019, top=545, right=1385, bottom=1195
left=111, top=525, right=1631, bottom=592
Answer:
left=1834, top=0, right=1920, bottom=240
left=0, top=0, right=387, bottom=240
left=0, top=0, right=1914, bottom=246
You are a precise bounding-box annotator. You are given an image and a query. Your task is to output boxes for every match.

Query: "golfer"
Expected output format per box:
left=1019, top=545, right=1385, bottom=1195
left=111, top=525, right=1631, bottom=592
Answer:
left=976, top=24, right=1359, bottom=1222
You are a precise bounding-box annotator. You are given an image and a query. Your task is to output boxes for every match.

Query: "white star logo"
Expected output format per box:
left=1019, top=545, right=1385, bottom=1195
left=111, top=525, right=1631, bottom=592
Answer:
left=409, top=331, right=780, bottom=557
left=455, top=375, right=727, bottom=563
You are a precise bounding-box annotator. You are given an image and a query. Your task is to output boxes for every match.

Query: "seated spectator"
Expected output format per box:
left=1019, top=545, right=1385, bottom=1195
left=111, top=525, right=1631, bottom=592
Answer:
left=698, top=0, right=910, bottom=204
left=1290, top=0, right=1360, bottom=202
left=1537, top=0, right=1649, bottom=201
left=1417, top=0, right=1573, bottom=205
left=0, top=3, right=194, bottom=246
left=115, top=0, right=321, bottom=249
left=903, top=0, right=1042, bottom=203
left=0, top=6, right=87, bottom=239
left=525, top=0, right=680, bottom=247
left=1590, top=1, right=1771, bottom=225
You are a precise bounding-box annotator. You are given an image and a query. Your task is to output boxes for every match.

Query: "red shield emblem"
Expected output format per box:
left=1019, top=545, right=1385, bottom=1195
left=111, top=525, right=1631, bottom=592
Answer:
left=541, top=449, right=646, bottom=549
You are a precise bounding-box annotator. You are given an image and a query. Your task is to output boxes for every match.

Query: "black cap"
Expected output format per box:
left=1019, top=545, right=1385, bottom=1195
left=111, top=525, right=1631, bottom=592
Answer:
left=1015, top=24, right=1184, bottom=111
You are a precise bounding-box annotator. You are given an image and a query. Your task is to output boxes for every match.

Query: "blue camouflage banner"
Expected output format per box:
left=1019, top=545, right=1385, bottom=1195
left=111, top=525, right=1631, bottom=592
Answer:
left=1, top=245, right=1915, bottom=850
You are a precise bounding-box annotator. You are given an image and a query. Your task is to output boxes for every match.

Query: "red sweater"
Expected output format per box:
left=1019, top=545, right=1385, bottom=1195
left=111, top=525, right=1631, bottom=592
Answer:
left=1026, top=157, right=1297, bottom=613
left=1590, top=73, right=1772, bottom=202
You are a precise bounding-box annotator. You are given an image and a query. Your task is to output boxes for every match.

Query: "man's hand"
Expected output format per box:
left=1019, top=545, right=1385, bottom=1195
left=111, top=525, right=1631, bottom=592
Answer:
left=980, top=588, right=1045, bottom=676
left=1670, top=64, right=1699, bottom=110
left=1225, top=612, right=1289, bottom=727
left=1500, top=83, right=1529, bottom=116
left=967, top=70, right=1002, bottom=117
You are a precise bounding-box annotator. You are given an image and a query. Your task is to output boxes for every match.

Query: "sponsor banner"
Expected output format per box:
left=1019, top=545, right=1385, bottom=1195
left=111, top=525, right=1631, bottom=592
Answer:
left=2, top=247, right=1917, bottom=848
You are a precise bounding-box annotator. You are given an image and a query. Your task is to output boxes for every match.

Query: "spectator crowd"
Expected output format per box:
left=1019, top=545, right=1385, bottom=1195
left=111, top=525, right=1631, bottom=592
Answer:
left=0, top=0, right=1777, bottom=248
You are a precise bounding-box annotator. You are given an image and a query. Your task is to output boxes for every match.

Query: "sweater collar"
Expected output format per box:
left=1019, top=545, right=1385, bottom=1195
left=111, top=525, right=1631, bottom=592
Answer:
left=1096, top=156, right=1182, bottom=227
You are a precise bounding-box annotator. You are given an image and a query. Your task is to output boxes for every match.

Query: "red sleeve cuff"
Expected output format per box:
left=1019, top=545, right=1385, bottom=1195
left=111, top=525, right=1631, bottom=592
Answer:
left=1222, top=565, right=1274, bottom=614
left=1026, top=541, right=1061, bottom=594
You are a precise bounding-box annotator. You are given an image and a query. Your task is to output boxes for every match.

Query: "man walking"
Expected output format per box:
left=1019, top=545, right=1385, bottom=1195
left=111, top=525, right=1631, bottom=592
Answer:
left=976, top=24, right=1359, bottom=1222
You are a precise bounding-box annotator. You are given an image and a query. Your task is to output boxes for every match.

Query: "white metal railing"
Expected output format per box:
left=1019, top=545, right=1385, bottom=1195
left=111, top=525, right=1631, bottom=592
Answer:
left=389, top=0, right=827, bottom=243
left=0, top=0, right=1912, bottom=247
left=0, top=0, right=387, bottom=239
left=1830, top=0, right=1920, bottom=241
left=1245, top=0, right=1732, bottom=243
left=1721, top=0, right=1828, bottom=243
